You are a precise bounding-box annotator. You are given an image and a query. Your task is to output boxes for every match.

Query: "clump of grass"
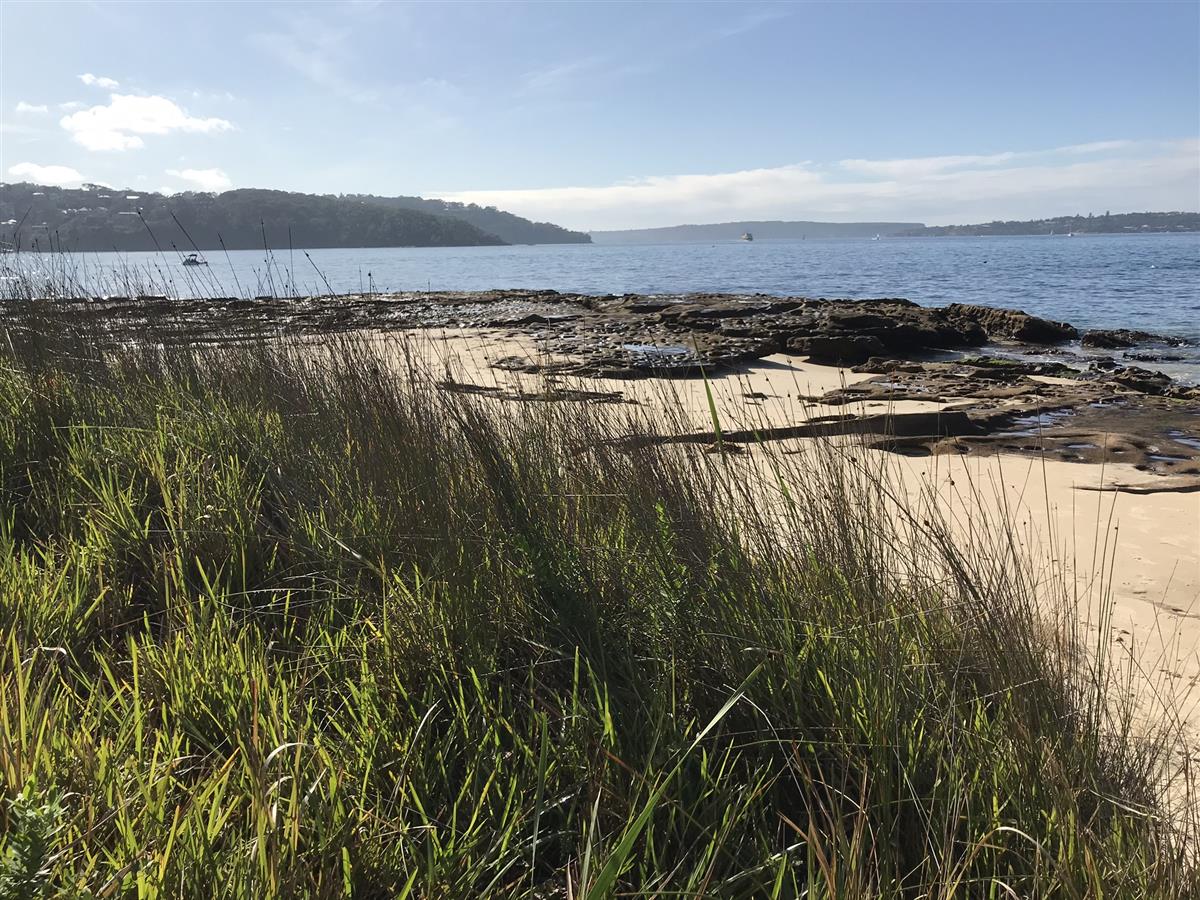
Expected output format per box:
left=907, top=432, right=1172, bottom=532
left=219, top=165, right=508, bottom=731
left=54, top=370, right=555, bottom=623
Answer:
left=0, top=321, right=1194, bottom=897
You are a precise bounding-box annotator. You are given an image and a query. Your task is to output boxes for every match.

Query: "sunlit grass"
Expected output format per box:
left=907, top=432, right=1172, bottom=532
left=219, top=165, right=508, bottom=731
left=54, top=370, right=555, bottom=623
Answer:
left=0, top=320, right=1194, bottom=898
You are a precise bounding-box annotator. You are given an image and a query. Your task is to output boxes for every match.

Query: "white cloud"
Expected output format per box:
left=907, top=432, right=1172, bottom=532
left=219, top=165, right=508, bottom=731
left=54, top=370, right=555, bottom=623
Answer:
left=14, top=101, right=48, bottom=115
left=78, top=73, right=120, bottom=89
left=60, top=94, right=233, bottom=151
left=433, top=139, right=1200, bottom=230
left=6, top=162, right=87, bottom=186
left=166, top=167, right=232, bottom=192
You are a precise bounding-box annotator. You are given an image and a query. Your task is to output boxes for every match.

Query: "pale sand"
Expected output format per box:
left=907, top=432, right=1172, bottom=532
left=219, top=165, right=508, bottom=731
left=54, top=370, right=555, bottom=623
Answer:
left=318, top=328, right=1200, bottom=753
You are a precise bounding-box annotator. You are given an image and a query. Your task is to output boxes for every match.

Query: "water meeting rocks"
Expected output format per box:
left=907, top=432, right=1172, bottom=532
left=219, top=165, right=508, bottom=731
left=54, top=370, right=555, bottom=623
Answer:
left=942, top=303, right=1077, bottom=344
left=1081, top=328, right=1182, bottom=349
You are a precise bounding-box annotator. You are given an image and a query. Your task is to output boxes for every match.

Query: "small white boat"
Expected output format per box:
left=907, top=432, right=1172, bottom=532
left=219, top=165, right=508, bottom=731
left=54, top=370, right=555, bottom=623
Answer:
left=739, top=232, right=754, bottom=242
left=182, top=252, right=208, bottom=267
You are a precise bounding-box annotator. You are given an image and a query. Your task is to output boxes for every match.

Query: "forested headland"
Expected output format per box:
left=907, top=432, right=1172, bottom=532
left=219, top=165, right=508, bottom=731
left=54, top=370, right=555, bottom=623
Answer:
left=0, top=183, right=591, bottom=251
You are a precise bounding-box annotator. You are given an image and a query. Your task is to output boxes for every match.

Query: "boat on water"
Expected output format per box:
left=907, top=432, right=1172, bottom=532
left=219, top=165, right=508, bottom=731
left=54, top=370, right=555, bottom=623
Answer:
left=182, top=252, right=208, bottom=266
left=739, top=232, right=754, bottom=241
left=871, top=234, right=881, bottom=241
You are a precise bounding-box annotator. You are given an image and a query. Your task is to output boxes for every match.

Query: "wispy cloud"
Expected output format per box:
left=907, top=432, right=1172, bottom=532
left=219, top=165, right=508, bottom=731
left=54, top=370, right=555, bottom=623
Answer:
left=60, top=94, right=233, bottom=151
left=836, top=142, right=1151, bottom=179
left=251, top=20, right=379, bottom=104
left=838, top=152, right=1021, bottom=179
left=513, top=7, right=793, bottom=103
left=433, top=139, right=1200, bottom=230
left=709, top=6, right=794, bottom=41
left=78, top=73, right=120, bottom=90
left=14, top=101, right=48, bottom=115
left=166, top=167, right=232, bottom=192
left=1054, top=139, right=1136, bottom=155
left=251, top=14, right=466, bottom=131
left=520, top=57, right=605, bottom=95
left=6, top=162, right=87, bottom=186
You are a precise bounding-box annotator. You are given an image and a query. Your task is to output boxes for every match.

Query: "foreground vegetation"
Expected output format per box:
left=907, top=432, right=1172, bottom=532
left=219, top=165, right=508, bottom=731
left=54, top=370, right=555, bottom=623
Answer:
left=0, top=322, right=1194, bottom=897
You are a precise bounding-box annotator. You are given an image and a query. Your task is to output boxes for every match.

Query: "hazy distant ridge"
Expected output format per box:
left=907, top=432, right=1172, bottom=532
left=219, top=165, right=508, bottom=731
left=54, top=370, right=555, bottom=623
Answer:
left=903, top=211, right=1200, bottom=236
left=589, top=220, right=923, bottom=243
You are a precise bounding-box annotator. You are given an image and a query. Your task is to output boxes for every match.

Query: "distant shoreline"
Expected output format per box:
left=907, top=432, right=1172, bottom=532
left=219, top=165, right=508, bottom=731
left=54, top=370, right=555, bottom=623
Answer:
left=591, top=212, right=1200, bottom=243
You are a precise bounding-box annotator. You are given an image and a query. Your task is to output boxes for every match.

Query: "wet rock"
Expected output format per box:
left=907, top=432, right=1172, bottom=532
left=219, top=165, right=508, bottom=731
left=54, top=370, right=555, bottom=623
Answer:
left=1110, top=366, right=1174, bottom=395
left=1082, top=328, right=1176, bottom=349
left=945, top=303, right=1077, bottom=344
left=1126, top=350, right=1186, bottom=363
left=1083, top=357, right=1121, bottom=373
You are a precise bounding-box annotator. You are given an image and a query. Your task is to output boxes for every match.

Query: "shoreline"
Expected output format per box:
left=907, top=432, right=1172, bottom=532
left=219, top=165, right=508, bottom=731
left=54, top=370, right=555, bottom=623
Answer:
left=6, top=289, right=1199, bottom=472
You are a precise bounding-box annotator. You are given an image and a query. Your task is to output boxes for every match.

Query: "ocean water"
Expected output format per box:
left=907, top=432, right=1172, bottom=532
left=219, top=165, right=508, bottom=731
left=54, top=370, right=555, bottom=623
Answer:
left=10, top=232, right=1200, bottom=378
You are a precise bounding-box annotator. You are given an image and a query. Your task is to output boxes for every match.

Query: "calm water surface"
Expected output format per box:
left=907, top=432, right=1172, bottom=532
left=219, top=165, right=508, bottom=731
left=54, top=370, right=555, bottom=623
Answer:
left=17, top=233, right=1200, bottom=376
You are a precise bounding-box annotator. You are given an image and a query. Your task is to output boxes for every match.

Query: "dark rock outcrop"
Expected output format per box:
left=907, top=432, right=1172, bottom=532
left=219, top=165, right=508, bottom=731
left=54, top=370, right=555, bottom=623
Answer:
left=944, top=303, right=1077, bottom=344
left=1111, top=366, right=1175, bottom=395
left=1082, top=328, right=1178, bottom=349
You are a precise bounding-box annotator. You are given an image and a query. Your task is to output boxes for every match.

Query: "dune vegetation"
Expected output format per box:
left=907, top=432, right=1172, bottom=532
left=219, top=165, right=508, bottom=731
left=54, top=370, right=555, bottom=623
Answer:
left=0, top=315, right=1195, bottom=898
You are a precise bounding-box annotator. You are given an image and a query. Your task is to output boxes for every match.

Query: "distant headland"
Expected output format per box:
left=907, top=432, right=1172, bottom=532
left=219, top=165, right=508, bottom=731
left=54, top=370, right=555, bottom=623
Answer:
left=900, top=211, right=1200, bottom=236
left=591, top=212, right=1200, bottom=243
left=589, top=221, right=922, bottom=243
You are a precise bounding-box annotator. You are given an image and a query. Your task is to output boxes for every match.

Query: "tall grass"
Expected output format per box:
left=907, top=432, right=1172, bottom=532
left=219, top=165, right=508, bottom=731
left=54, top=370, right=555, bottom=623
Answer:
left=0, top=319, right=1194, bottom=897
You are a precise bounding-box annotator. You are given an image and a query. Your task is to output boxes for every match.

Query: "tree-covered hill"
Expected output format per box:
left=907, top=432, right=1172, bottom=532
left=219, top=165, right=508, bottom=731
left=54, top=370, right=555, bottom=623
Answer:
left=0, top=184, right=584, bottom=251
left=352, top=194, right=591, bottom=244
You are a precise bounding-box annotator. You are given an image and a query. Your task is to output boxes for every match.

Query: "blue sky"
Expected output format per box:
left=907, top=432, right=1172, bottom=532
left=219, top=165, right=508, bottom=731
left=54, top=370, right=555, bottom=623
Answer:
left=2, top=0, right=1197, bottom=228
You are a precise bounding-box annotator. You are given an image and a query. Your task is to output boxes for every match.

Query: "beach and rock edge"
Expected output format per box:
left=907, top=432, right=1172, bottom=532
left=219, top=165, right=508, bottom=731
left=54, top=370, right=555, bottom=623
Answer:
left=13, top=289, right=1199, bottom=483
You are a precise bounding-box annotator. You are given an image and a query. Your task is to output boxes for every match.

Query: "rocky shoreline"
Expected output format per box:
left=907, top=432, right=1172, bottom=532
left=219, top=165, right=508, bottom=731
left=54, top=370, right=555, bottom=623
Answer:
left=6, top=290, right=1199, bottom=482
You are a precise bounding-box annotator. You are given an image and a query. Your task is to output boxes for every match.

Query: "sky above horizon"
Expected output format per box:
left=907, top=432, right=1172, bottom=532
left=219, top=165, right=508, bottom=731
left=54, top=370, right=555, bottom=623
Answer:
left=1, top=0, right=1197, bottom=230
